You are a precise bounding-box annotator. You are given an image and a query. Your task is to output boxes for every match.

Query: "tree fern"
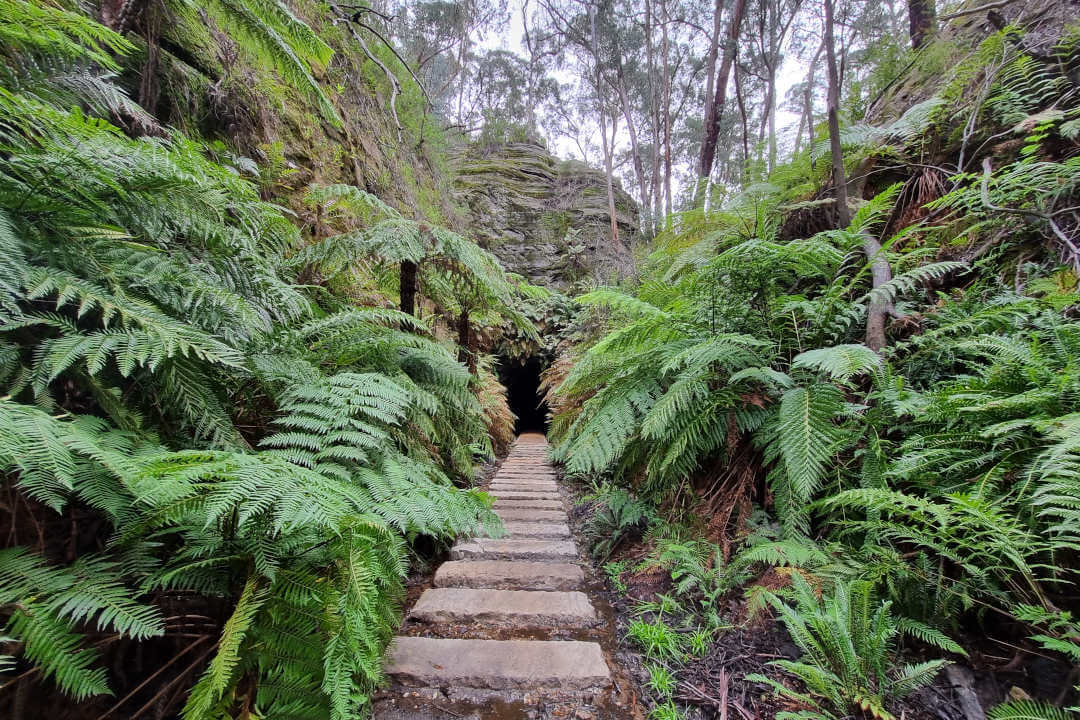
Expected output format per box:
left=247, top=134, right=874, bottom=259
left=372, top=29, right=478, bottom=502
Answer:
left=761, top=383, right=845, bottom=536
left=0, top=5, right=521, bottom=716
left=0, top=547, right=164, bottom=699
left=0, top=0, right=135, bottom=70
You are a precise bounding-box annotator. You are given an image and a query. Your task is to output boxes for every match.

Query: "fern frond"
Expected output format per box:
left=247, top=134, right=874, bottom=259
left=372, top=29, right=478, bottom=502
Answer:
left=792, top=345, right=884, bottom=383
left=987, top=700, right=1074, bottom=720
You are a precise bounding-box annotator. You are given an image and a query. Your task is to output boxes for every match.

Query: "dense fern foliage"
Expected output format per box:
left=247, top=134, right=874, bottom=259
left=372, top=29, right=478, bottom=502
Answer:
left=552, top=19, right=1080, bottom=719
left=0, top=3, right=516, bottom=717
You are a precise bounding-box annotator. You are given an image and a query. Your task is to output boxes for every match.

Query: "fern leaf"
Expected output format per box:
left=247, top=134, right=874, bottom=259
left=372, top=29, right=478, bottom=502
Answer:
left=792, top=345, right=884, bottom=383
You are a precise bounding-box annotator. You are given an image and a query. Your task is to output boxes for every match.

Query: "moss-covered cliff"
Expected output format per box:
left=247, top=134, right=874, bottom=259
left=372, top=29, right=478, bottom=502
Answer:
left=454, top=141, right=639, bottom=288
left=111, top=0, right=455, bottom=226
left=116, top=1, right=639, bottom=289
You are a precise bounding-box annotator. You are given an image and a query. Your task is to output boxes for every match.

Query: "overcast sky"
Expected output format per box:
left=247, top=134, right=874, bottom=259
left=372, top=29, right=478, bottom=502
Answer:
left=478, top=0, right=806, bottom=171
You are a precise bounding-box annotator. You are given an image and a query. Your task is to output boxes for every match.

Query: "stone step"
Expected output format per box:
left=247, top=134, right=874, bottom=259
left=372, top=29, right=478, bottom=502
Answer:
left=496, top=509, right=566, bottom=523
left=497, top=471, right=556, bottom=477
left=384, top=638, right=610, bottom=690
left=493, top=498, right=563, bottom=510
left=434, top=560, right=584, bottom=590
left=501, top=521, right=571, bottom=538
left=451, top=538, right=577, bottom=561
left=488, top=490, right=562, bottom=501
left=408, top=588, right=598, bottom=627
left=492, top=476, right=557, bottom=482
left=490, top=490, right=560, bottom=499
left=490, top=482, right=558, bottom=492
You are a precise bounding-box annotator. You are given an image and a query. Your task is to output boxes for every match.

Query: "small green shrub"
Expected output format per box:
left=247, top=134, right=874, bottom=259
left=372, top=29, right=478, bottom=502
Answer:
left=649, top=700, right=686, bottom=720
left=627, top=617, right=685, bottom=663
left=748, top=575, right=963, bottom=720
left=645, top=662, right=677, bottom=698
left=584, top=486, right=654, bottom=560
left=603, top=560, right=629, bottom=595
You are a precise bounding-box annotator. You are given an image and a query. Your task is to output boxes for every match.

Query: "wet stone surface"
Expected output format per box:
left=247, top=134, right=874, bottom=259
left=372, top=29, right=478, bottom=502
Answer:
left=374, top=434, right=642, bottom=719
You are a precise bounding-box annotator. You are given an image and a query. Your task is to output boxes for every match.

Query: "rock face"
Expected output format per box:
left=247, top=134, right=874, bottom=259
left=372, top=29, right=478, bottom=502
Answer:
left=454, top=141, right=639, bottom=288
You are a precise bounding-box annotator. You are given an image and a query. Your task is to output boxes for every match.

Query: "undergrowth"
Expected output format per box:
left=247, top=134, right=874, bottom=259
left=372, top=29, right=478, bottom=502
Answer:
left=556, top=20, right=1080, bottom=720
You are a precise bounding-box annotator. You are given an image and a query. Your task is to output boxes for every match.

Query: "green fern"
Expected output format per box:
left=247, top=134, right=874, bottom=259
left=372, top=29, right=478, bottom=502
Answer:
left=792, top=344, right=883, bottom=384
left=987, top=700, right=1075, bottom=720
left=748, top=575, right=955, bottom=720
left=0, top=547, right=164, bottom=699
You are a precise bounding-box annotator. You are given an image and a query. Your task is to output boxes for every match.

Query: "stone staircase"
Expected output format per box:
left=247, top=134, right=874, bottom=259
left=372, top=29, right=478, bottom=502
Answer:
left=374, top=433, right=618, bottom=719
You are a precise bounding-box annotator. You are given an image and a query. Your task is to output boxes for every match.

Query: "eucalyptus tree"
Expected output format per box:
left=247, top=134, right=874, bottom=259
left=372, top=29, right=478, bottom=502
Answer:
left=748, top=0, right=804, bottom=174
left=696, top=0, right=748, bottom=198
left=385, top=0, right=511, bottom=124
left=531, top=0, right=627, bottom=247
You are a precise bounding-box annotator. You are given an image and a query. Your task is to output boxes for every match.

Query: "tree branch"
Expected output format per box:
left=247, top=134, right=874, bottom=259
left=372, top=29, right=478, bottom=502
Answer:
left=980, top=158, right=1080, bottom=272
left=939, top=0, right=1016, bottom=21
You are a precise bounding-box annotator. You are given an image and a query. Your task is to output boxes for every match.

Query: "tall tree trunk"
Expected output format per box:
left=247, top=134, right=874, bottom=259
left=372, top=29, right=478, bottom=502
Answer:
left=801, top=42, right=823, bottom=166
left=644, top=0, right=661, bottom=235
left=590, top=5, right=621, bottom=250
left=599, top=105, right=621, bottom=248
left=696, top=0, right=748, bottom=191
left=399, top=260, right=417, bottom=316
left=824, top=0, right=849, bottom=228
left=615, top=63, right=649, bottom=221
left=793, top=101, right=807, bottom=156
left=660, top=0, right=673, bottom=221
left=138, top=0, right=161, bottom=114
left=456, top=309, right=476, bottom=374
left=907, top=0, right=935, bottom=49
left=734, top=58, right=749, bottom=180
left=825, top=0, right=892, bottom=351
left=696, top=0, right=725, bottom=203
left=766, top=65, right=777, bottom=174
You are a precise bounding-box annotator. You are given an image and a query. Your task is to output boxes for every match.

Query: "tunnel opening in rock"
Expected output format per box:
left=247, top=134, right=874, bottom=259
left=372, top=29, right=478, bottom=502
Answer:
left=498, top=355, right=548, bottom=434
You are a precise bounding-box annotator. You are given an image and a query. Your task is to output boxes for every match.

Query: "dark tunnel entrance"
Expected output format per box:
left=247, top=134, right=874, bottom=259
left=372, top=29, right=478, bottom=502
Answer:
left=497, top=355, right=549, bottom=434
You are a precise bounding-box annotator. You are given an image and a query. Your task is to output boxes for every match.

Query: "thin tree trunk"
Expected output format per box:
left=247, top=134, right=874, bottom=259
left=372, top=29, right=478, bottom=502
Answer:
left=138, top=0, right=161, bottom=114
left=734, top=58, right=749, bottom=180
left=399, top=260, right=417, bottom=316
left=766, top=66, right=777, bottom=173
left=456, top=309, right=476, bottom=374
left=696, top=0, right=725, bottom=203
left=825, top=0, right=891, bottom=351
left=907, top=0, right=935, bottom=48
left=599, top=104, right=621, bottom=248
left=590, top=5, right=621, bottom=249
left=645, top=0, right=661, bottom=234
left=696, top=0, right=748, bottom=191
left=802, top=42, right=823, bottom=166
left=660, top=0, right=673, bottom=220
left=615, top=64, right=649, bottom=221
left=793, top=94, right=808, bottom=156
left=824, top=0, right=849, bottom=228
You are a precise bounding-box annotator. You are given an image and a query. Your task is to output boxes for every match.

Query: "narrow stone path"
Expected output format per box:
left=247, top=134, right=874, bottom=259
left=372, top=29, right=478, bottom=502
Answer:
left=374, top=433, right=632, bottom=719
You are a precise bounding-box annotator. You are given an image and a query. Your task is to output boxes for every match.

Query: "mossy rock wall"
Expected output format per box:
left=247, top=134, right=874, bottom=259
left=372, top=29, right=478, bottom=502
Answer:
left=454, top=141, right=639, bottom=288
left=122, top=0, right=455, bottom=226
